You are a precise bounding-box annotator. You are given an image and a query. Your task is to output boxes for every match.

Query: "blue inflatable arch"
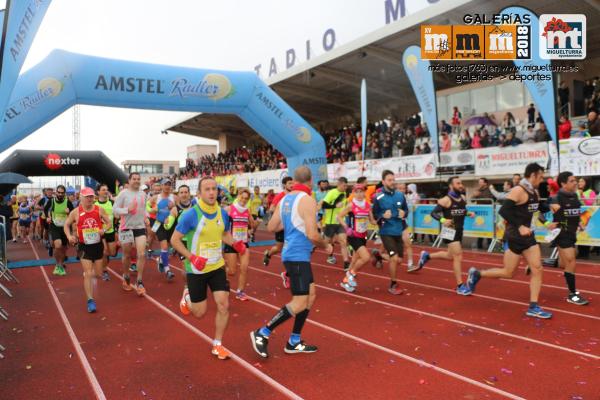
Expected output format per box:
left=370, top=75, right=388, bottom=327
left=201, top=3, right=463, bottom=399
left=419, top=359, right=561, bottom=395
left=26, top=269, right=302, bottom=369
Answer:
left=1, top=49, right=328, bottom=185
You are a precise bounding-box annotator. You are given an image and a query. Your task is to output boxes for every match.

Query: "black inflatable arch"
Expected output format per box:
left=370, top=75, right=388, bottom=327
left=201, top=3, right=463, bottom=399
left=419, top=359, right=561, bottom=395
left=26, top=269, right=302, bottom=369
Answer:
left=0, top=150, right=128, bottom=192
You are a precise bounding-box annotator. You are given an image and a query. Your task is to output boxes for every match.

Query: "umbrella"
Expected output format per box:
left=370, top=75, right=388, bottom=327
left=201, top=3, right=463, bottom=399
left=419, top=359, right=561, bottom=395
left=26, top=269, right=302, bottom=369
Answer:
left=0, top=172, right=32, bottom=185
left=463, top=115, right=497, bottom=127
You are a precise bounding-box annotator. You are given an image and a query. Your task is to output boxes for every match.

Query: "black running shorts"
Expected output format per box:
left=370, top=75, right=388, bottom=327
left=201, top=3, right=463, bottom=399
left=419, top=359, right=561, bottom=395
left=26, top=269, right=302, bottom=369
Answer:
left=275, top=230, right=284, bottom=243
left=156, top=224, right=173, bottom=242
left=552, top=231, right=577, bottom=249
left=442, top=229, right=464, bottom=245
left=283, top=261, right=314, bottom=296
left=186, top=268, right=230, bottom=303
left=223, top=242, right=249, bottom=254
left=49, top=223, right=68, bottom=246
left=323, top=224, right=345, bottom=238
left=79, top=242, right=104, bottom=261
left=504, top=228, right=537, bottom=255
left=348, top=236, right=367, bottom=251
left=104, top=231, right=116, bottom=243
left=381, top=235, right=403, bottom=258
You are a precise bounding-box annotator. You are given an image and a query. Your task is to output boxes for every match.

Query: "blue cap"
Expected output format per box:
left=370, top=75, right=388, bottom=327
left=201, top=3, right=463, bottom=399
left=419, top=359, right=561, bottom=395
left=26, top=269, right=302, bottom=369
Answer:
left=66, top=187, right=76, bottom=195
left=160, top=178, right=172, bottom=185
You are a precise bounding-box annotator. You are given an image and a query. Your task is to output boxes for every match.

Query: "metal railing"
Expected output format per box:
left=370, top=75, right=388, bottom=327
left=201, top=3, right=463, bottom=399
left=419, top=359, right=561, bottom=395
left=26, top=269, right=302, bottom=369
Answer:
left=0, top=214, right=17, bottom=359
left=371, top=198, right=600, bottom=254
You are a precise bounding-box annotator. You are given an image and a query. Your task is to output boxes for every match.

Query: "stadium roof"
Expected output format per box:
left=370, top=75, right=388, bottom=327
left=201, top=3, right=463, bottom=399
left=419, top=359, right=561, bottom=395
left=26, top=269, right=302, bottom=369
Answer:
left=166, top=0, right=600, bottom=144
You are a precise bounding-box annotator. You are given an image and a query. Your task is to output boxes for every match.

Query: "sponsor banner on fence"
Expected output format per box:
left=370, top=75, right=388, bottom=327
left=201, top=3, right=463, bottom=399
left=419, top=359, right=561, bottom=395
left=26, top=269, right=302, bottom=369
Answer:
left=413, top=204, right=439, bottom=235
left=463, top=205, right=494, bottom=239
left=236, top=169, right=288, bottom=192
left=328, top=153, right=437, bottom=182
left=475, top=142, right=549, bottom=176
left=176, top=175, right=238, bottom=193
left=558, top=137, right=600, bottom=177
left=439, top=150, right=475, bottom=167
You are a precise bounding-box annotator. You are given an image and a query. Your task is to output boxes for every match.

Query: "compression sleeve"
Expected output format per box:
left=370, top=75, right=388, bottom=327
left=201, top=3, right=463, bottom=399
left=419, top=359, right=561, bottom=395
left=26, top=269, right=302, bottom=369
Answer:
left=498, top=199, right=521, bottom=227
left=431, top=204, right=445, bottom=221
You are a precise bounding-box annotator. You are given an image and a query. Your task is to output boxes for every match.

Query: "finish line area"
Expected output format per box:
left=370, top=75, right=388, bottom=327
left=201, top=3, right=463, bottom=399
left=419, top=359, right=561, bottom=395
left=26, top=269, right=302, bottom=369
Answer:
left=1, top=229, right=598, bottom=399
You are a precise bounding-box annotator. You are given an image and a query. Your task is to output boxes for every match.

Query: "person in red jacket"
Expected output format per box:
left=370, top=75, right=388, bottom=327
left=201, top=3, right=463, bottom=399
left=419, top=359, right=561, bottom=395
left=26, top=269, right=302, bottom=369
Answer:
left=558, top=115, right=572, bottom=140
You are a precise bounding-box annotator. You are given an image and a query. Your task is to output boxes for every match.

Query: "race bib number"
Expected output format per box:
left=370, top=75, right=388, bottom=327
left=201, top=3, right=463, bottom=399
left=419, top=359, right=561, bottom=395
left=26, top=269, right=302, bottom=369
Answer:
left=119, top=230, right=134, bottom=244
left=440, top=226, right=456, bottom=241
left=151, top=220, right=161, bottom=233
left=544, top=228, right=561, bottom=243
left=198, top=241, right=222, bottom=265
left=53, top=214, right=67, bottom=227
left=232, top=226, right=248, bottom=242
left=19, top=213, right=29, bottom=220
left=83, top=228, right=101, bottom=245
left=355, top=217, right=369, bottom=233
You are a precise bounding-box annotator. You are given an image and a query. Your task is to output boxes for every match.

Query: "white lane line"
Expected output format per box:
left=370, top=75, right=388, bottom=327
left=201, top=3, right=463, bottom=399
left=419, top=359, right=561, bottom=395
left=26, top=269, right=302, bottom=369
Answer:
left=244, top=263, right=599, bottom=360
left=288, top=250, right=600, bottom=322
left=29, top=239, right=107, bottom=400
left=166, top=263, right=525, bottom=399
left=106, top=267, right=303, bottom=400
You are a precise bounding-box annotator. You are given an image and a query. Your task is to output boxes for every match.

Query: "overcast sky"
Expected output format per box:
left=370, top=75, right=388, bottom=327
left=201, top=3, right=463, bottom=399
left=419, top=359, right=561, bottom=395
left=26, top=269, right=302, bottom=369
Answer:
left=1, top=0, right=438, bottom=170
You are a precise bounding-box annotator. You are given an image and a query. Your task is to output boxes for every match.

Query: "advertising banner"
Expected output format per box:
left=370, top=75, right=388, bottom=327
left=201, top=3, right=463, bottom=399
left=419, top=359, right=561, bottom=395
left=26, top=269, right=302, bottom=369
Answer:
left=402, top=46, right=438, bottom=153
left=495, top=204, right=505, bottom=239
left=413, top=204, right=439, bottom=235
left=236, top=169, right=288, bottom=192
left=501, top=6, right=557, bottom=143
left=463, top=205, right=494, bottom=239
left=475, top=142, right=549, bottom=176
left=576, top=206, right=600, bottom=246
left=558, top=137, right=600, bottom=177
left=439, top=150, right=475, bottom=167
left=329, top=154, right=437, bottom=183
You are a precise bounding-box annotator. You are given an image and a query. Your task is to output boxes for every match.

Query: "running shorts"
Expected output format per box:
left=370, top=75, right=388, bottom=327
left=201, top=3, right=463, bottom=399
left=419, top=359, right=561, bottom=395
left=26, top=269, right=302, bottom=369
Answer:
left=283, top=261, right=314, bottom=296
left=348, top=236, right=367, bottom=251
left=324, top=224, right=345, bottom=238
left=49, top=223, right=68, bottom=246
left=503, top=228, right=537, bottom=255
left=79, top=242, right=104, bottom=261
left=187, top=268, right=230, bottom=303
left=381, top=235, right=403, bottom=257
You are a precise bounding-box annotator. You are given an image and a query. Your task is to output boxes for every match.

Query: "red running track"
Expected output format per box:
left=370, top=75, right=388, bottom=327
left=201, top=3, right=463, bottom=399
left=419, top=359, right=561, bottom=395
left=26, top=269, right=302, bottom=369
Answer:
left=0, top=236, right=598, bottom=399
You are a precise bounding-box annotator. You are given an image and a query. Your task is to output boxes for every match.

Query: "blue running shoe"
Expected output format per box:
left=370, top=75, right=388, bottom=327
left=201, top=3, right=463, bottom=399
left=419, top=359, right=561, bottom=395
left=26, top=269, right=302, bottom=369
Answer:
left=157, top=257, right=165, bottom=273
left=129, top=263, right=137, bottom=273
left=526, top=305, right=552, bottom=319
left=417, top=251, right=430, bottom=270
left=467, top=267, right=481, bottom=292
left=456, top=283, right=472, bottom=296
left=87, top=299, right=97, bottom=313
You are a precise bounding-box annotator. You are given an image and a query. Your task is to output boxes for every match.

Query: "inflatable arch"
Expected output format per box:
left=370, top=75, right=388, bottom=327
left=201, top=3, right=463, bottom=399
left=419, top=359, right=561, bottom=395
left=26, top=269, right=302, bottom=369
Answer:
left=1, top=50, right=328, bottom=186
left=0, top=150, right=128, bottom=192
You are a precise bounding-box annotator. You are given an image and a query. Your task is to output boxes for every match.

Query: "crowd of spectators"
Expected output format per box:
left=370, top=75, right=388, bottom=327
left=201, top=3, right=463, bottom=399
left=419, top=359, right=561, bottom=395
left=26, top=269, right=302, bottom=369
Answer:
left=159, top=78, right=600, bottom=179
left=175, top=144, right=286, bottom=180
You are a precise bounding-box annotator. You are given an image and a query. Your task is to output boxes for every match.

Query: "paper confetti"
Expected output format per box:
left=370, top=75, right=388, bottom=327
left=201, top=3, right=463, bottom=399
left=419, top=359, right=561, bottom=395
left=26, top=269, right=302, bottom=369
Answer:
left=26, top=365, right=32, bottom=370
left=500, top=368, right=512, bottom=375
left=419, top=379, right=426, bottom=385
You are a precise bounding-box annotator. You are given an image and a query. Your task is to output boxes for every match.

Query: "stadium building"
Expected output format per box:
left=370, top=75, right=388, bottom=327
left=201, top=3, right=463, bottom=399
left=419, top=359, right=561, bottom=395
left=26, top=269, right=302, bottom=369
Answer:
left=166, top=0, right=600, bottom=195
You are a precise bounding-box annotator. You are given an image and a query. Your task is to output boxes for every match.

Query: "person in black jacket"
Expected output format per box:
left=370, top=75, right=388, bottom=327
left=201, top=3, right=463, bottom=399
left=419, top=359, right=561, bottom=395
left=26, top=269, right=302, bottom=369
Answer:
left=0, top=195, right=13, bottom=241
left=550, top=172, right=588, bottom=305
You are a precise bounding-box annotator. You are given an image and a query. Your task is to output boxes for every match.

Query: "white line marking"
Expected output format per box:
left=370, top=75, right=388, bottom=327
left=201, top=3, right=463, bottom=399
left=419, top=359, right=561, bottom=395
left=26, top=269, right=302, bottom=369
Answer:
left=293, top=251, right=600, bottom=322
left=29, top=239, right=107, bottom=400
left=246, top=283, right=526, bottom=399
left=106, top=267, right=303, bottom=400
left=245, top=262, right=599, bottom=360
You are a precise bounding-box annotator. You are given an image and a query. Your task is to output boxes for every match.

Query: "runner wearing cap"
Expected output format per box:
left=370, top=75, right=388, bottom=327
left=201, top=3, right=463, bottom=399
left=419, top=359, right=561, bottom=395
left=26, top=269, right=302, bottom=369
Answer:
left=64, top=187, right=112, bottom=313
left=337, top=184, right=378, bottom=292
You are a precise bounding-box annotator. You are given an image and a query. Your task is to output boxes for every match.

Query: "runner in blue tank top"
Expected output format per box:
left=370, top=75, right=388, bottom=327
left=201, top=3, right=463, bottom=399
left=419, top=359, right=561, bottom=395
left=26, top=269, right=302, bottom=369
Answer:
left=251, top=166, right=333, bottom=358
